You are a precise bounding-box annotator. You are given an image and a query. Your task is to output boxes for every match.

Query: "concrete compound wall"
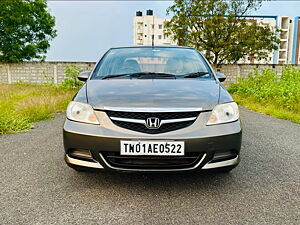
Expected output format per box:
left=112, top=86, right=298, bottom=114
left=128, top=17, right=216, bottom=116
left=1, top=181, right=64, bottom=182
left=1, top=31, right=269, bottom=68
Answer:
left=0, top=62, right=298, bottom=87
left=213, top=64, right=292, bottom=87
left=0, top=62, right=95, bottom=85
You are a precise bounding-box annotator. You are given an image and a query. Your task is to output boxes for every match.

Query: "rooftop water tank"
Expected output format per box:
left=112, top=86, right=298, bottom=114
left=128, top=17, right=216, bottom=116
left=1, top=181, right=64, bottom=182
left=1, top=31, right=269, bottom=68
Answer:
left=146, top=9, right=153, bottom=16
left=136, top=11, right=142, bottom=17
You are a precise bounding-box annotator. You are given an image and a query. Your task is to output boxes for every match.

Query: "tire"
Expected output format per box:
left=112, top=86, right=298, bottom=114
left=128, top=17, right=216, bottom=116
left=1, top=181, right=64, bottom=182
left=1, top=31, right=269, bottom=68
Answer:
left=207, top=165, right=237, bottom=173
left=67, top=164, right=94, bottom=173
left=216, top=165, right=237, bottom=173
left=73, top=167, right=89, bottom=172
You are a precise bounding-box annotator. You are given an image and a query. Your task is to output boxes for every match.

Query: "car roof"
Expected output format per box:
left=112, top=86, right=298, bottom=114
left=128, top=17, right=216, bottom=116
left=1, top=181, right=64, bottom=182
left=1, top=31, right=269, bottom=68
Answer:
left=109, top=45, right=196, bottom=50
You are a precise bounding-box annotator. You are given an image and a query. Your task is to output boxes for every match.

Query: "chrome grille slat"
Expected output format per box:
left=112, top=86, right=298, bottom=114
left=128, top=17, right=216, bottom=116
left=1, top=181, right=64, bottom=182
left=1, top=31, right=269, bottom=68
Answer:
left=102, top=106, right=202, bottom=112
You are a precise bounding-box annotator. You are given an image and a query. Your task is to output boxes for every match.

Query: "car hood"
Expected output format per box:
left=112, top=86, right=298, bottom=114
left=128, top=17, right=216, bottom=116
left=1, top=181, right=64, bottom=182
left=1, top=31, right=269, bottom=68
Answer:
left=86, top=79, right=220, bottom=110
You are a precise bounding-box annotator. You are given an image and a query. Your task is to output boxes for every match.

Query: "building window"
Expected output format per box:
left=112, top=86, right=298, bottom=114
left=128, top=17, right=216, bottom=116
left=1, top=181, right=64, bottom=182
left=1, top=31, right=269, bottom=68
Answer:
left=159, top=24, right=163, bottom=29
left=145, top=35, right=147, bottom=37
left=145, top=24, right=147, bottom=27
left=158, top=35, right=162, bottom=40
left=152, top=24, right=154, bottom=29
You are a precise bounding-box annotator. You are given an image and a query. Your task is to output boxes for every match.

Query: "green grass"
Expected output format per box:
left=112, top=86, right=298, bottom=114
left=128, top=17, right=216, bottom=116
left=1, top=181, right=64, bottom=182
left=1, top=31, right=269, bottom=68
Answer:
left=232, top=94, right=300, bottom=124
left=0, top=83, right=76, bottom=135
left=228, top=66, right=300, bottom=124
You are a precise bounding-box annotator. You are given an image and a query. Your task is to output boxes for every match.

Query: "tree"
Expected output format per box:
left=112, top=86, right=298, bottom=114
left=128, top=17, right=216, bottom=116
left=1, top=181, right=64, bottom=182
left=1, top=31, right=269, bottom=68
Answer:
left=164, top=0, right=280, bottom=65
left=0, top=0, right=57, bottom=62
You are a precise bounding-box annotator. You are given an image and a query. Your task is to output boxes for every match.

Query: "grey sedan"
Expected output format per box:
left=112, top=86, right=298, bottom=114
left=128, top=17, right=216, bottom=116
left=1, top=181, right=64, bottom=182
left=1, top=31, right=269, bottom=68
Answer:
left=63, top=46, right=242, bottom=173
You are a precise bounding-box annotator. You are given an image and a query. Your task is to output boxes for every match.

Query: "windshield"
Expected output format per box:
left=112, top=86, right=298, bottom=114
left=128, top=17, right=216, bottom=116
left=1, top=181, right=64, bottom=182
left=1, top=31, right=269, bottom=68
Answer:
left=91, top=47, right=212, bottom=79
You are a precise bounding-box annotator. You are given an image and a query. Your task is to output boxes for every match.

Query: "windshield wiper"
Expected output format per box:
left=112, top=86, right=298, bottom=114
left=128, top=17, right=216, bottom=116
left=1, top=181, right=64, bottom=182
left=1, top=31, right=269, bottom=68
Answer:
left=102, top=73, right=132, bottom=79
left=183, top=72, right=210, bottom=78
left=102, top=72, right=176, bottom=80
left=130, top=72, right=176, bottom=78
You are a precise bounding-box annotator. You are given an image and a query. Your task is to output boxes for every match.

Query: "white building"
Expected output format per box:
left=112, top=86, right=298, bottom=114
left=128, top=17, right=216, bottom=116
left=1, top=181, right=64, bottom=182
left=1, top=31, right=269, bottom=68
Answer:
left=237, top=15, right=293, bottom=64
left=133, top=11, right=300, bottom=64
left=133, top=10, right=176, bottom=46
left=291, top=16, right=300, bottom=65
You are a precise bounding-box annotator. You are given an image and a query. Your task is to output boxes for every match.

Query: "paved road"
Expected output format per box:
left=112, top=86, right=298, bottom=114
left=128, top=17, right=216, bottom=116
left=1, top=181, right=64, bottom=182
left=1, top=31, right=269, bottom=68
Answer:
left=1, top=108, right=299, bottom=225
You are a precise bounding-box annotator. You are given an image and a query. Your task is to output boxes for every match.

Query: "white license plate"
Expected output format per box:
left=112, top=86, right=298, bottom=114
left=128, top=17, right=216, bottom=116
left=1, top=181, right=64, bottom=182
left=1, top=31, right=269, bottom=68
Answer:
left=120, top=141, right=184, bottom=156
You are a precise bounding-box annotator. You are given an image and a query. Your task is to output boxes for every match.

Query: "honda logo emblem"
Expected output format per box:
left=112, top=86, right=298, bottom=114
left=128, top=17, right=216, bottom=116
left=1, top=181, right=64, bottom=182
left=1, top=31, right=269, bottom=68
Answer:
left=145, top=117, right=161, bottom=129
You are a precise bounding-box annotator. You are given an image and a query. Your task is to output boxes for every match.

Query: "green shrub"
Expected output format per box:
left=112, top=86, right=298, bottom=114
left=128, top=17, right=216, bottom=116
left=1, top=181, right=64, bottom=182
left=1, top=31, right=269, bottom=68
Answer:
left=58, top=65, right=83, bottom=90
left=228, top=66, right=300, bottom=120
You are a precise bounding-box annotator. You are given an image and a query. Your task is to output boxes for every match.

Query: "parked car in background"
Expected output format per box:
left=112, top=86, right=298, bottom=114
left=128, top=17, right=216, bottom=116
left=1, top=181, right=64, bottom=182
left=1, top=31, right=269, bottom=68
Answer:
left=63, top=46, right=242, bottom=173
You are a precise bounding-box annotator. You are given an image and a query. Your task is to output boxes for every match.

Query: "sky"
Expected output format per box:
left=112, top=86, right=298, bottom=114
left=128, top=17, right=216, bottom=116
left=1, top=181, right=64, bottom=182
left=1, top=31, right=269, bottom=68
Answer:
left=46, top=0, right=300, bottom=62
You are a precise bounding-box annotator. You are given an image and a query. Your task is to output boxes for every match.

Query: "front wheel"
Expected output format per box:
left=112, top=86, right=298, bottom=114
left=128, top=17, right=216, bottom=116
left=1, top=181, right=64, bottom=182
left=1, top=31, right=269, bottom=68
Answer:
left=67, top=164, right=94, bottom=173
left=207, top=165, right=237, bottom=173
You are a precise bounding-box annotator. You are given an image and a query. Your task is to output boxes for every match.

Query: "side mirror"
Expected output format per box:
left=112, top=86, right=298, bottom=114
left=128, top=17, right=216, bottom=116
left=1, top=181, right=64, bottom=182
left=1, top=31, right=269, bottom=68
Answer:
left=77, top=71, right=91, bottom=82
left=215, top=72, right=226, bottom=82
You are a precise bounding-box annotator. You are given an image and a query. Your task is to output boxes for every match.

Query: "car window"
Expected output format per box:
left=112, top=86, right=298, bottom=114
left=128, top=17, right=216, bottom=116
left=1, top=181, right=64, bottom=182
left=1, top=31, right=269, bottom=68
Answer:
left=92, top=47, right=212, bottom=79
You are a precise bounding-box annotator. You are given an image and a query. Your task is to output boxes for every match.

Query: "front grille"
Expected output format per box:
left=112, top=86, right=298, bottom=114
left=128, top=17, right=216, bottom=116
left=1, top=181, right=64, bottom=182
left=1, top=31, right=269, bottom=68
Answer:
left=106, top=111, right=200, bottom=134
left=106, top=111, right=200, bottom=120
left=101, top=151, right=204, bottom=169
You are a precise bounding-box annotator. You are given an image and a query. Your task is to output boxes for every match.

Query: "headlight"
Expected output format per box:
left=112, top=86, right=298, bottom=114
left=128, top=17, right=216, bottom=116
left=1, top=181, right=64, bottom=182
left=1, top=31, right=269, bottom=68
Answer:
left=207, top=102, right=239, bottom=125
left=66, top=101, right=99, bottom=125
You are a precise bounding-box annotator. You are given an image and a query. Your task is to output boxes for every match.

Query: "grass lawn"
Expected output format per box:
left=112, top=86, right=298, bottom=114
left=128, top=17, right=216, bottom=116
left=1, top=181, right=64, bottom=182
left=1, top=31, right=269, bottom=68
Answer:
left=0, top=83, right=76, bottom=135
left=232, top=94, right=300, bottom=124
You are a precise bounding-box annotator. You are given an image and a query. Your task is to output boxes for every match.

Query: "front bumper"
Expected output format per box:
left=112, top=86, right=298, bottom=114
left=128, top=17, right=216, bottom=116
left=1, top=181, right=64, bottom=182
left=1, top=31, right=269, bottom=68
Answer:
left=63, top=111, right=242, bottom=172
left=65, top=153, right=240, bottom=172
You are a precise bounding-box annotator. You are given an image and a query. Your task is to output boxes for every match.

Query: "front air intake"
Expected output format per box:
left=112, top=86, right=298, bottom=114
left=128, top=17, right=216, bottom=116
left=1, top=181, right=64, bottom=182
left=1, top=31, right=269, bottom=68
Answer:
left=68, top=149, right=95, bottom=162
